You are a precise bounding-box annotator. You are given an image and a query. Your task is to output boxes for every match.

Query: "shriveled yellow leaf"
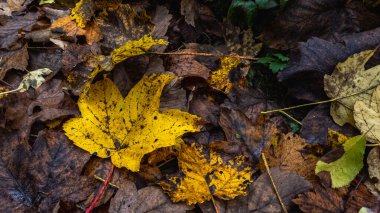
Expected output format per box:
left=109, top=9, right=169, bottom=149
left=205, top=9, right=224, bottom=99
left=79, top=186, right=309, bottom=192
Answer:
left=160, top=143, right=252, bottom=205
left=354, top=85, right=380, bottom=144
left=70, top=0, right=95, bottom=28
left=327, top=129, right=349, bottom=147
left=324, top=49, right=380, bottom=126
left=63, top=74, right=201, bottom=171
left=208, top=54, right=241, bottom=93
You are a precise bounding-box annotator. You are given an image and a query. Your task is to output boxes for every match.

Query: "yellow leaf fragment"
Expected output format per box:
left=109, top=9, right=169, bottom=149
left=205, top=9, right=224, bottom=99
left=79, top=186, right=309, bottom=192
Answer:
left=111, top=35, right=168, bottom=64
left=70, top=0, right=95, bottom=28
left=324, top=49, right=380, bottom=126
left=160, top=143, right=252, bottom=205
left=208, top=55, right=241, bottom=93
left=63, top=74, right=201, bottom=172
left=354, top=85, right=380, bottom=144
left=327, top=129, right=349, bottom=147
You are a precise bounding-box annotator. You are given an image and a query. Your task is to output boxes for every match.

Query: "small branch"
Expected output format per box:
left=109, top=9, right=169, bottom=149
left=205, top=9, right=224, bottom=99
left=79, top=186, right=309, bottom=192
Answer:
left=149, top=51, right=258, bottom=61
left=261, top=153, right=288, bottom=213
left=210, top=196, right=220, bottom=213
left=279, top=111, right=302, bottom=126
left=85, top=165, right=115, bottom=213
left=93, top=174, right=119, bottom=188
left=261, top=85, right=380, bottom=114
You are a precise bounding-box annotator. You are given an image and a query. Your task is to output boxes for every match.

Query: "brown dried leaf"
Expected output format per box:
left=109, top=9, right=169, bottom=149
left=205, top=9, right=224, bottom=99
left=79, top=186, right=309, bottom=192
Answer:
left=261, top=133, right=317, bottom=181
left=366, top=147, right=380, bottom=195
left=0, top=43, right=28, bottom=79
left=345, top=183, right=380, bottom=213
left=293, top=186, right=344, bottom=213
left=248, top=167, right=312, bottom=212
left=110, top=182, right=192, bottom=213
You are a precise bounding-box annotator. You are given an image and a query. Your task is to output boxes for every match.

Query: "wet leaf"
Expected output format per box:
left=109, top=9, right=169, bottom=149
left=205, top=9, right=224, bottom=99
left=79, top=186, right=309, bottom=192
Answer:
left=16, top=68, right=52, bottom=92
left=354, top=85, right=380, bottom=144
left=248, top=167, right=312, bottom=212
left=0, top=44, right=28, bottom=79
left=324, top=49, right=380, bottom=126
left=315, top=134, right=366, bottom=188
left=63, top=74, right=201, bottom=171
left=160, top=143, right=252, bottom=205
left=293, top=186, right=344, bottom=213
left=208, top=55, right=241, bottom=93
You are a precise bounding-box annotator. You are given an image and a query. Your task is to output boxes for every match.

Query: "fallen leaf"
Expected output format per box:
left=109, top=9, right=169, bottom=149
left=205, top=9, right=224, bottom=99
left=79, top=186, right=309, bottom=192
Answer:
left=181, top=0, right=197, bottom=27
left=63, top=74, right=201, bottom=171
left=301, top=104, right=359, bottom=145
left=160, top=143, right=252, bottom=205
left=0, top=11, right=43, bottom=49
left=366, top=147, right=380, bottom=195
left=208, top=55, right=241, bottom=93
left=110, top=181, right=192, bottom=213
left=16, top=68, right=52, bottom=92
left=260, top=133, right=317, bottom=181
left=225, top=23, right=262, bottom=56
left=259, top=0, right=380, bottom=50
left=151, top=5, right=172, bottom=40
left=0, top=129, right=96, bottom=212
left=248, top=167, right=312, bottom=212
left=315, top=134, right=366, bottom=188
left=292, top=186, right=344, bottom=213
left=354, top=85, right=380, bottom=143
left=324, top=49, right=380, bottom=126
left=0, top=43, right=28, bottom=79
left=278, top=27, right=380, bottom=102
left=345, top=182, right=380, bottom=213
left=70, top=0, right=95, bottom=28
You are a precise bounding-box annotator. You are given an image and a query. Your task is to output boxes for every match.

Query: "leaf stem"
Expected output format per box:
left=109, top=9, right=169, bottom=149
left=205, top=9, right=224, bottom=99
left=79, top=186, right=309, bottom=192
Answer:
left=0, top=88, right=22, bottom=95
left=279, top=111, right=302, bottom=125
left=261, top=85, right=380, bottom=114
left=210, top=196, right=220, bottom=213
left=85, top=165, right=115, bottom=213
left=93, top=174, right=119, bottom=188
left=261, top=153, right=288, bottom=213
left=148, top=51, right=258, bottom=61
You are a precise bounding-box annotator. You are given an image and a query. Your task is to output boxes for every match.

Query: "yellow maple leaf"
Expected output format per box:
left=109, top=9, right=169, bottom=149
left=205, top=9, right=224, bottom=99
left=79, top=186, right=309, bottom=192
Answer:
left=160, top=143, right=252, bottom=205
left=63, top=74, right=202, bottom=172
left=208, top=54, right=241, bottom=93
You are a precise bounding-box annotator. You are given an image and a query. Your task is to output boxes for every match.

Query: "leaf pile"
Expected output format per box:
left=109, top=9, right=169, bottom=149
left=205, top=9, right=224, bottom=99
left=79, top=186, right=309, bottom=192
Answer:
left=0, top=0, right=379, bottom=212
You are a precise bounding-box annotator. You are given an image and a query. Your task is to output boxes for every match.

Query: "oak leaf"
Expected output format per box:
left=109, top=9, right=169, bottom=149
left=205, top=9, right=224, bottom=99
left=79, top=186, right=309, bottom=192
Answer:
left=208, top=55, right=241, bottom=93
left=160, top=143, right=252, bottom=205
left=63, top=74, right=201, bottom=172
left=354, top=85, right=380, bottom=144
left=293, top=186, right=344, bottom=213
left=315, top=134, right=366, bottom=188
left=324, top=49, right=380, bottom=126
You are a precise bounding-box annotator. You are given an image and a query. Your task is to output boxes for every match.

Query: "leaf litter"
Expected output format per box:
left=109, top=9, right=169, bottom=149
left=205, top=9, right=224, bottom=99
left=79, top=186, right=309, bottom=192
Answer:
left=0, top=0, right=379, bottom=212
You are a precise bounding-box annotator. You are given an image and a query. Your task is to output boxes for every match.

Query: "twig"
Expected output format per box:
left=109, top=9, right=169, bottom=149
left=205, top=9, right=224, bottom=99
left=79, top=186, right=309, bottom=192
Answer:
left=93, top=175, right=119, bottom=188
left=210, top=196, right=220, bottom=213
left=0, top=88, right=22, bottom=95
left=261, top=85, right=380, bottom=114
left=261, top=153, right=288, bottom=213
left=279, top=111, right=302, bottom=125
left=85, top=165, right=115, bottom=213
left=149, top=51, right=258, bottom=61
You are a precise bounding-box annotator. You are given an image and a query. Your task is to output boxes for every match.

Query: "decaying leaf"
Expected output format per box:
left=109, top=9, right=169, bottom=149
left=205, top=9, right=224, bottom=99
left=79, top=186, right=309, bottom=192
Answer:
left=293, top=186, right=344, bottom=213
left=208, top=55, right=241, bottom=93
left=16, top=68, right=52, bottom=92
left=248, top=167, right=312, bottom=213
left=160, top=143, right=252, bottom=205
left=260, top=133, right=317, bottom=181
left=324, top=49, right=380, bottom=126
left=345, top=182, right=380, bottom=213
left=354, top=85, right=380, bottom=144
left=0, top=44, right=29, bottom=79
left=110, top=181, right=192, bottom=213
left=63, top=74, right=201, bottom=171
left=315, top=134, right=366, bottom=188
left=366, top=147, right=380, bottom=195
left=70, top=0, right=95, bottom=28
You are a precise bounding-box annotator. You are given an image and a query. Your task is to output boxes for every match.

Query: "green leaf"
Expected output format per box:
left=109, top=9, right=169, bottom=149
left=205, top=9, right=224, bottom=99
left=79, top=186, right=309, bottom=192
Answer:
left=315, top=134, right=366, bottom=188
left=40, top=0, right=54, bottom=4
left=257, top=56, right=274, bottom=64
left=273, top=53, right=289, bottom=62
left=269, top=62, right=287, bottom=73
